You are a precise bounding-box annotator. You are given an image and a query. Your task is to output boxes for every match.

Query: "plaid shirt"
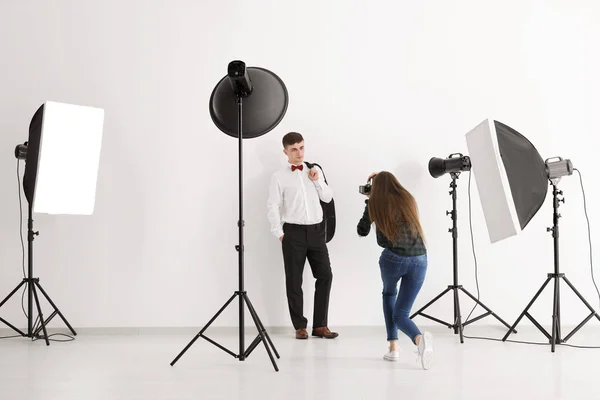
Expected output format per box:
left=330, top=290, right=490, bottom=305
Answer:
left=357, top=201, right=427, bottom=257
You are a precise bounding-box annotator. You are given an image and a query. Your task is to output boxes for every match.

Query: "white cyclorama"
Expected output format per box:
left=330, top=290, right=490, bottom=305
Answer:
left=33, top=101, right=105, bottom=215
left=465, top=118, right=522, bottom=243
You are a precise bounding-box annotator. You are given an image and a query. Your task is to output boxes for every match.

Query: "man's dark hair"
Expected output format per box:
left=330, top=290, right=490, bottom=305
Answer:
left=282, top=132, right=304, bottom=148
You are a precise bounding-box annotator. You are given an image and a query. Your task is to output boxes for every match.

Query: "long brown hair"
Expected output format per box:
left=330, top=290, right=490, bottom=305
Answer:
left=367, top=171, right=425, bottom=244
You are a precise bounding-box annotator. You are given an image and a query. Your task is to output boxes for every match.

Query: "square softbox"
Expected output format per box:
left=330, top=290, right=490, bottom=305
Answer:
left=24, top=101, right=105, bottom=215
left=465, top=119, right=548, bottom=243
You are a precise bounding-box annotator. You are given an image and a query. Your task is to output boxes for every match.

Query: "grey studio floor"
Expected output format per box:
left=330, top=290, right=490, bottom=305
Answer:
left=1, top=324, right=599, bottom=400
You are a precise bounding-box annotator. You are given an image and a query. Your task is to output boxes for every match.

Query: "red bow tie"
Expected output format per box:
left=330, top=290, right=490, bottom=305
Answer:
left=292, top=164, right=303, bottom=171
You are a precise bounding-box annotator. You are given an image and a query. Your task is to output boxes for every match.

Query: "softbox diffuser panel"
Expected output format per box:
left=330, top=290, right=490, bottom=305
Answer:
left=493, top=120, right=548, bottom=230
left=23, top=104, right=45, bottom=205
left=29, top=101, right=105, bottom=215
left=465, top=119, right=548, bottom=243
left=465, top=119, right=520, bottom=243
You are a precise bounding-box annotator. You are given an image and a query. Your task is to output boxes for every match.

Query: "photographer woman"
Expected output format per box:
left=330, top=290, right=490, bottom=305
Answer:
left=357, top=171, right=434, bottom=370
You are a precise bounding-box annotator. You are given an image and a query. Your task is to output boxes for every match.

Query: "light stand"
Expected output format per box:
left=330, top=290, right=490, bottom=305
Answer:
left=0, top=201, right=76, bottom=345
left=502, top=182, right=600, bottom=351
left=0, top=101, right=104, bottom=344
left=170, top=61, right=287, bottom=371
left=410, top=169, right=516, bottom=341
left=463, top=120, right=599, bottom=352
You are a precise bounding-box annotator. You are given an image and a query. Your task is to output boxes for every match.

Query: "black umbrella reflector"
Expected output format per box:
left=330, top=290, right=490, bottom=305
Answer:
left=209, top=65, right=289, bottom=139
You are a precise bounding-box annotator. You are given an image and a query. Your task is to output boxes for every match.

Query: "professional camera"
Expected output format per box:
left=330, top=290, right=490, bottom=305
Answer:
left=359, top=178, right=372, bottom=195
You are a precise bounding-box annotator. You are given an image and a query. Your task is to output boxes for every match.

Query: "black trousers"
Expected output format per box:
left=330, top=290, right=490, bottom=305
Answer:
left=282, top=222, right=333, bottom=330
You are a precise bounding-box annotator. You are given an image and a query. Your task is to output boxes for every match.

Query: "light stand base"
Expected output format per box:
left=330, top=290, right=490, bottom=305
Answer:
left=502, top=273, right=600, bottom=352
left=410, top=284, right=516, bottom=343
left=0, top=200, right=76, bottom=345
left=503, top=183, right=600, bottom=352
left=0, top=278, right=77, bottom=345
left=410, top=171, right=515, bottom=342
left=170, top=291, right=280, bottom=371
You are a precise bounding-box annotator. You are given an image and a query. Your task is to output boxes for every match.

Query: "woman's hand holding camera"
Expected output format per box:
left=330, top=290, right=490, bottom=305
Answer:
left=363, top=172, right=377, bottom=198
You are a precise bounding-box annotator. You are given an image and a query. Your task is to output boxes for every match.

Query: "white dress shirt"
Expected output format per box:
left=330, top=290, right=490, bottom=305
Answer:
left=267, top=162, right=334, bottom=239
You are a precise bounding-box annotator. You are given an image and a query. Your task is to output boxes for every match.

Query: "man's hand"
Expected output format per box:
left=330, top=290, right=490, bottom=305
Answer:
left=309, top=168, right=319, bottom=181
left=280, top=235, right=284, bottom=242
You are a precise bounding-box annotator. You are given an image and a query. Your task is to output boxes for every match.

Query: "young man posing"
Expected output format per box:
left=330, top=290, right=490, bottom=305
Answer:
left=267, top=132, right=338, bottom=340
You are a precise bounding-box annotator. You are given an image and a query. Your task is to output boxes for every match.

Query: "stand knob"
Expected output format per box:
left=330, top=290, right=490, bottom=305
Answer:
left=34, top=231, right=39, bottom=236
left=547, top=227, right=552, bottom=232
left=446, top=211, right=451, bottom=216
left=559, top=198, right=565, bottom=204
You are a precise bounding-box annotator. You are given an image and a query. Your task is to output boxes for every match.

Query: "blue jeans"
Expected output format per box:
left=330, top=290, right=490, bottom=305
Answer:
left=379, top=249, right=427, bottom=344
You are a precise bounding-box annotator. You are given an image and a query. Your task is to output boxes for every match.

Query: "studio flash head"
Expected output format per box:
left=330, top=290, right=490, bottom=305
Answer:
left=14, top=142, right=28, bottom=160
left=428, top=153, right=472, bottom=178
left=545, top=156, right=573, bottom=185
left=227, top=60, right=253, bottom=98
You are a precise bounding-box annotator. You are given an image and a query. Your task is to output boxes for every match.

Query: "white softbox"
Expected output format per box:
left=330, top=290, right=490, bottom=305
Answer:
left=465, top=118, right=548, bottom=243
left=23, top=101, right=105, bottom=215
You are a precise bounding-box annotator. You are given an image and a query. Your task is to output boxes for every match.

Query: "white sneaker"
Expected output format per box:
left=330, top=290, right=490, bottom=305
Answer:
left=383, top=349, right=400, bottom=362
left=417, top=331, right=434, bottom=370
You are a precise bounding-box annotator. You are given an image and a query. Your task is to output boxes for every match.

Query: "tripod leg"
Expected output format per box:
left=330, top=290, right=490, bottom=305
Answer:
left=561, top=276, right=600, bottom=321
left=557, top=278, right=562, bottom=340
left=242, top=293, right=280, bottom=359
left=244, top=335, right=263, bottom=359
left=0, top=280, right=27, bottom=336
left=242, top=293, right=279, bottom=372
left=560, top=276, right=600, bottom=342
left=453, top=287, right=464, bottom=343
left=459, top=287, right=517, bottom=333
left=551, top=277, right=560, bottom=352
left=453, top=287, right=458, bottom=335
left=170, top=292, right=238, bottom=366
left=31, top=284, right=50, bottom=346
left=33, top=280, right=77, bottom=336
left=0, top=316, right=26, bottom=337
left=502, top=276, right=552, bottom=341
left=410, top=287, right=452, bottom=320
left=0, top=280, right=27, bottom=309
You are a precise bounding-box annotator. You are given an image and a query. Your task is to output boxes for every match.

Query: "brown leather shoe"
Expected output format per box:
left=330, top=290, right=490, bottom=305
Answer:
left=296, top=328, right=308, bottom=339
left=312, top=326, right=339, bottom=339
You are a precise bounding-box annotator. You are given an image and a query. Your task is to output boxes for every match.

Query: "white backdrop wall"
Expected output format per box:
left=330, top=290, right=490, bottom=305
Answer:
left=0, top=0, right=598, bottom=330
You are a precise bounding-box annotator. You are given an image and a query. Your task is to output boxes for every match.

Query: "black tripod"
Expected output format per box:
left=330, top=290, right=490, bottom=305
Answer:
left=0, top=202, right=77, bottom=345
left=502, top=183, right=600, bottom=352
left=410, top=172, right=516, bottom=342
left=170, top=95, right=280, bottom=371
